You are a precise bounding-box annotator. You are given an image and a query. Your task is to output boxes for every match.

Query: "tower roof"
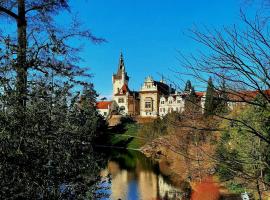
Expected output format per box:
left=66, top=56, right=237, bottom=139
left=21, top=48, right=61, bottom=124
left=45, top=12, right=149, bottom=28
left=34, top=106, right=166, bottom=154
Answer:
left=113, top=52, right=129, bottom=81
left=115, top=52, right=125, bottom=77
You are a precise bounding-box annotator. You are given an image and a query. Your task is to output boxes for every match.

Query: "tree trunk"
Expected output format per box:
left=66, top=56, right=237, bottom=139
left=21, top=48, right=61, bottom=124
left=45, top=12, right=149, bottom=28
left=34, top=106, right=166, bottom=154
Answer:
left=16, top=0, right=27, bottom=110
left=257, top=179, right=262, bottom=200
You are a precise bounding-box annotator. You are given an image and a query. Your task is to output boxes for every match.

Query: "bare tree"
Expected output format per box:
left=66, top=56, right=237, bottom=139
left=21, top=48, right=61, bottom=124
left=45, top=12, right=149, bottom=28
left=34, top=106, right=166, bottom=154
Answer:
left=178, top=12, right=270, bottom=143
left=174, top=8, right=270, bottom=198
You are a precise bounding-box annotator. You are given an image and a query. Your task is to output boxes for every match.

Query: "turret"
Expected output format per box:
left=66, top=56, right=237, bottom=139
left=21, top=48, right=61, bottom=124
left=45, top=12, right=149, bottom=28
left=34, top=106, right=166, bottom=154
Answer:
left=112, top=52, right=129, bottom=95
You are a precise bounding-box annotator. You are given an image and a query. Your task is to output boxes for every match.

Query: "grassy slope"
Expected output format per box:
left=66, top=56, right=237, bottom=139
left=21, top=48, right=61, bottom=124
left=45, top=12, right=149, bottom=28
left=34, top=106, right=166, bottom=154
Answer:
left=110, top=123, right=142, bottom=149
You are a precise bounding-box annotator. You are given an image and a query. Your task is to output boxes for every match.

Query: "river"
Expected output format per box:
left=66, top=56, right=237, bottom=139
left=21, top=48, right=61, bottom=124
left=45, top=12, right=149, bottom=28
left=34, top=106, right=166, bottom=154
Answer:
left=95, top=149, right=187, bottom=200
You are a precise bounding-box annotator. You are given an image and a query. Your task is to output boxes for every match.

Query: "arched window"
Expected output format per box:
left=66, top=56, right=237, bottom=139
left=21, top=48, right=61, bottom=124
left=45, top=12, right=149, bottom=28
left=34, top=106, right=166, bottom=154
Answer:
left=145, top=97, right=153, bottom=109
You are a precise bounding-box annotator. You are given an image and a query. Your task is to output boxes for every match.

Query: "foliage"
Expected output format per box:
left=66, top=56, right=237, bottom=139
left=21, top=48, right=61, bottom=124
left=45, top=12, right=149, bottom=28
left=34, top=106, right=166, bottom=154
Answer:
left=138, top=112, right=182, bottom=144
left=215, top=79, right=229, bottom=115
left=204, top=77, right=228, bottom=116
left=216, top=96, right=270, bottom=196
left=226, top=182, right=245, bottom=194
left=0, top=1, right=108, bottom=199
left=204, top=77, right=215, bottom=116
left=184, top=86, right=198, bottom=113
left=184, top=80, right=192, bottom=92
left=0, top=79, right=108, bottom=199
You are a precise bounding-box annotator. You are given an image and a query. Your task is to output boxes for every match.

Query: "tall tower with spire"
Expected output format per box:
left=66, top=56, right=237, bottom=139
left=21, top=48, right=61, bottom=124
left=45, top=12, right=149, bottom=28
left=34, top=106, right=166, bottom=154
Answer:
left=112, top=53, right=129, bottom=95
left=111, top=53, right=140, bottom=116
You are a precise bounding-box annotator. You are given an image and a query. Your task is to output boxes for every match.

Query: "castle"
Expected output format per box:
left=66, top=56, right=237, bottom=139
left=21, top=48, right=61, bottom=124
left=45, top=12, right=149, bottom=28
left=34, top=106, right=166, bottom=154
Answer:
left=96, top=53, right=205, bottom=118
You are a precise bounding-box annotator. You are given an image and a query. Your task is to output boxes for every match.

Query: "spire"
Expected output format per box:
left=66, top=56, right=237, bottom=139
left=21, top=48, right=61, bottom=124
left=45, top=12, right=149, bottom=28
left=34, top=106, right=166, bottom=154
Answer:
left=113, top=52, right=129, bottom=82
left=117, top=52, right=125, bottom=75
left=160, top=74, right=166, bottom=83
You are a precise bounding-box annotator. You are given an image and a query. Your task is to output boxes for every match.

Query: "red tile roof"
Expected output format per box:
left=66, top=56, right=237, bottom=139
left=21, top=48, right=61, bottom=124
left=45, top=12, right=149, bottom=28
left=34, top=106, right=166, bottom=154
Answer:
left=228, top=89, right=270, bottom=101
left=121, top=83, right=129, bottom=93
left=96, top=101, right=112, bottom=109
left=195, top=92, right=205, bottom=98
left=114, top=84, right=130, bottom=96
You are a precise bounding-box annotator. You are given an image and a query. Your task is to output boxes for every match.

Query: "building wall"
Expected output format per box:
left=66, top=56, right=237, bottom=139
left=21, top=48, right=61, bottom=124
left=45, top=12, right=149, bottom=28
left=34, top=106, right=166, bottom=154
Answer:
left=140, top=92, right=159, bottom=117
left=159, top=95, right=185, bottom=117
left=113, top=94, right=129, bottom=115
left=113, top=77, right=125, bottom=95
left=128, top=95, right=140, bottom=115
left=97, top=108, right=110, bottom=117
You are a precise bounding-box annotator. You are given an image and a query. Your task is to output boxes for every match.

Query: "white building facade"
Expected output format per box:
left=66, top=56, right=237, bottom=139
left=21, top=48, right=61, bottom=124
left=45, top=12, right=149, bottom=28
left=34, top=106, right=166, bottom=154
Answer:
left=96, top=101, right=113, bottom=117
left=139, top=76, right=171, bottom=117
left=159, top=93, right=185, bottom=117
left=159, top=92, right=206, bottom=117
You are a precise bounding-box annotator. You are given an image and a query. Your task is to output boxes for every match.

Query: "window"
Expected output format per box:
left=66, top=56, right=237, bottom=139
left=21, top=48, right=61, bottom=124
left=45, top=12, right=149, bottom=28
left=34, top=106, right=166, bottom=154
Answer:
left=169, top=100, right=172, bottom=104
left=177, top=100, right=181, bottom=104
left=118, top=98, right=124, bottom=103
left=104, top=112, right=107, bottom=116
left=145, top=102, right=151, bottom=108
left=160, top=108, right=162, bottom=112
left=161, top=100, right=165, bottom=104
left=120, top=106, right=125, bottom=111
left=163, top=108, right=165, bottom=112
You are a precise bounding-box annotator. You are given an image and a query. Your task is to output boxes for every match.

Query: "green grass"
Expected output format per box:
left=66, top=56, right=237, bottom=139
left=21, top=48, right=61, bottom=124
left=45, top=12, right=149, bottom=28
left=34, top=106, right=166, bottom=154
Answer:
left=110, top=123, right=142, bottom=149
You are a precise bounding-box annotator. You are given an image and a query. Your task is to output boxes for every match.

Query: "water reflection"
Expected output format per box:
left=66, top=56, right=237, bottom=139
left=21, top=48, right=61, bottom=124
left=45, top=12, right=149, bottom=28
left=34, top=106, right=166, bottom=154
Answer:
left=98, top=150, right=183, bottom=200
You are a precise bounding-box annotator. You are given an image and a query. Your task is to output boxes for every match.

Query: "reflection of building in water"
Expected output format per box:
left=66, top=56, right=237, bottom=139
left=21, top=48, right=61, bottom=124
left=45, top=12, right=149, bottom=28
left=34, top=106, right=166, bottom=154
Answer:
left=138, top=171, right=158, bottom=199
left=100, top=161, right=182, bottom=200
left=100, top=161, right=129, bottom=200
left=158, top=175, right=182, bottom=199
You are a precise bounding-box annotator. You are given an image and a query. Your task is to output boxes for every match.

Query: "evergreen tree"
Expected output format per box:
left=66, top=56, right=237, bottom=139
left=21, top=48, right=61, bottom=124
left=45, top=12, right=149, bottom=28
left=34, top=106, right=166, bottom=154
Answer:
left=204, top=77, right=215, bottom=116
left=185, top=86, right=197, bottom=113
left=216, top=79, right=228, bottom=115
left=184, top=80, right=192, bottom=92
left=0, top=78, right=108, bottom=199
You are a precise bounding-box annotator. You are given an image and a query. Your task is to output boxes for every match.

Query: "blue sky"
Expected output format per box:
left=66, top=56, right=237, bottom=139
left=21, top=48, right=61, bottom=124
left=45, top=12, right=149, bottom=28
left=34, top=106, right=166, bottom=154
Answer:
left=67, top=0, right=258, bottom=99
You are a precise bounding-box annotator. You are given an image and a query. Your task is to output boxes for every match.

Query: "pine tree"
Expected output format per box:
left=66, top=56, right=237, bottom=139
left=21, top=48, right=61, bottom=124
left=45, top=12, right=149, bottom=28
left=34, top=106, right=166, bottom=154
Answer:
left=184, top=80, right=192, bottom=92
left=185, top=86, right=197, bottom=113
left=204, top=77, right=215, bottom=116
left=216, top=79, right=228, bottom=114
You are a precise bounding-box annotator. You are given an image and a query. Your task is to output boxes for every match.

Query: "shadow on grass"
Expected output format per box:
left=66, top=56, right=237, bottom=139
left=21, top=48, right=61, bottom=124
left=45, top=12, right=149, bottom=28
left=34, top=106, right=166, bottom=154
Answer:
left=94, top=116, right=137, bottom=149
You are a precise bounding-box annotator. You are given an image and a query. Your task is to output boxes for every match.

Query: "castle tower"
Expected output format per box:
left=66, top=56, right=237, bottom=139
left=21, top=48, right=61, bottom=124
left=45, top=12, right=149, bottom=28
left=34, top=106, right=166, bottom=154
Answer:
left=112, top=53, right=129, bottom=95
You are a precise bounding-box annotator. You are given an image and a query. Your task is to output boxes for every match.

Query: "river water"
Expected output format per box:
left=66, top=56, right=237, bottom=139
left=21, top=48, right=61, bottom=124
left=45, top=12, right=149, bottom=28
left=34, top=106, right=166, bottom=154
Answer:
left=95, top=149, right=186, bottom=200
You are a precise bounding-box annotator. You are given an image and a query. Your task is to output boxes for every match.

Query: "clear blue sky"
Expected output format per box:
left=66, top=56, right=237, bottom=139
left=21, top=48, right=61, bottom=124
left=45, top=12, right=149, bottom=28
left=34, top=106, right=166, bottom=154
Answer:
left=67, top=0, right=258, bottom=99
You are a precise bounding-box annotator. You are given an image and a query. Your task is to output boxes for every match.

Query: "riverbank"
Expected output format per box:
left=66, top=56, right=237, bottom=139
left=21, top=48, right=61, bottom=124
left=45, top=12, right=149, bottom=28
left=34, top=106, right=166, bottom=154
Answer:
left=104, top=115, right=257, bottom=199
left=140, top=135, right=243, bottom=199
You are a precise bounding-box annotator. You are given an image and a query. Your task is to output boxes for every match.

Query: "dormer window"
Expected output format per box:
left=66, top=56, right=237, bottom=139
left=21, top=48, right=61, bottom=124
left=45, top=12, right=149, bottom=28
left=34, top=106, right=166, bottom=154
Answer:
left=161, top=101, right=165, bottom=104
left=169, top=100, right=172, bottom=104
left=177, top=100, right=181, bottom=103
